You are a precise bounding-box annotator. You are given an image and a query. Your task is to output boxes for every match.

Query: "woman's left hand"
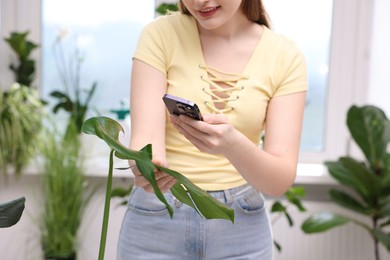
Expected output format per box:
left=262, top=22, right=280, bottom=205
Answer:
left=170, top=114, right=237, bottom=155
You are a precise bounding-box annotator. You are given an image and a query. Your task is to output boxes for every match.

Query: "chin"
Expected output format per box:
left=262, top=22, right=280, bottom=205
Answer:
left=197, top=20, right=224, bottom=31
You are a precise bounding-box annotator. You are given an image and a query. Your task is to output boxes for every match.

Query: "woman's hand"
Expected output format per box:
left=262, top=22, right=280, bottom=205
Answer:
left=132, top=157, right=176, bottom=193
left=170, top=114, right=237, bottom=155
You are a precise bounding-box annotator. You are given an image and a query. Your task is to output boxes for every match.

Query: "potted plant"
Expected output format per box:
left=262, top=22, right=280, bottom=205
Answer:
left=0, top=83, right=44, bottom=177
left=49, top=30, right=97, bottom=136
left=301, top=105, right=390, bottom=260
left=37, top=31, right=98, bottom=260
left=4, top=31, right=38, bottom=87
left=39, top=121, right=94, bottom=260
left=1, top=32, right=42, bottom=178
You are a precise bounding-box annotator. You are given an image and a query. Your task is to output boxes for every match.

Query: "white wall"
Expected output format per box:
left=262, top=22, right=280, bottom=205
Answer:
left=368, top=0, right=390, bottom=116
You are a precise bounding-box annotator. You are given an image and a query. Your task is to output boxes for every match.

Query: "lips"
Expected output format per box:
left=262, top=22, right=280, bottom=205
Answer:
left=198, top=6, right=220, bottom=18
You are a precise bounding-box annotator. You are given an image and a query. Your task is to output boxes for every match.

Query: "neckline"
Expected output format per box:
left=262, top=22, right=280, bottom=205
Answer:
left=190, top=16, right=268, bottom=76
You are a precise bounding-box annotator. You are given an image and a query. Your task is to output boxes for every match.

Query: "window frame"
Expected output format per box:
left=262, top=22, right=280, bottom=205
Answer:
left=0, top=0, right=375, bottom=176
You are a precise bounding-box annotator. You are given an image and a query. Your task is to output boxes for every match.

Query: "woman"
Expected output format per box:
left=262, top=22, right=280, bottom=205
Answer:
left=118, top=0, right=307, bottom=259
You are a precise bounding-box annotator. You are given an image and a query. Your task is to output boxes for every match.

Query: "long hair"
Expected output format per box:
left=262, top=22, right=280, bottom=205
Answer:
left=178, top=0, right=270, bottom=28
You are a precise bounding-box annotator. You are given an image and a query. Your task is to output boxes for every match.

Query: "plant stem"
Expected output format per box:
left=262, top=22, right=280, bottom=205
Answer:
left=98, top=149, right=114, bottom=260
left=373, top=216, right=380, bottom=260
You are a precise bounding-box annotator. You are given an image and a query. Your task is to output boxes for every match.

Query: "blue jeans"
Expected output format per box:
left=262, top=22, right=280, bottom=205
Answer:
left=117, top=184, right=273, bottom=260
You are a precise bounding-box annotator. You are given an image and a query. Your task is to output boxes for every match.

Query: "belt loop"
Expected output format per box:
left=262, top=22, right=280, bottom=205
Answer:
left=224, top=188, right=234, bottom=205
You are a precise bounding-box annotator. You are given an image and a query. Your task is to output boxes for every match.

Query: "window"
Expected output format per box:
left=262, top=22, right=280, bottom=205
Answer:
left=1, top=0, right=375, bottom=167
left=264, top=0, right=333, bottom=153
left=41, top=0, right=155, bottom=117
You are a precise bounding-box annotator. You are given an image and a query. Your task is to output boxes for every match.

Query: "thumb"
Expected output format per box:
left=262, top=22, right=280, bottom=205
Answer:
left=151, top=156, right=168, bottom=168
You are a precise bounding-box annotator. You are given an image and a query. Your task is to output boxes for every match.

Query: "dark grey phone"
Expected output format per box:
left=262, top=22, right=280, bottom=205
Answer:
left=162, top=94, right=203, bottom=121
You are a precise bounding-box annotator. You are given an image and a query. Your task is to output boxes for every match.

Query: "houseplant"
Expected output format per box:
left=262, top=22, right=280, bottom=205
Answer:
left=271, top=186, right=306, bottom=251
left=4, top=31, right=38, bottom=87
left=1, top=32, right=42, bottom=177
left=49, top=30, right=97, bottom=135
left=39, top=121, right=94, bottom=260
left=0, top=83, right=44, bottom=177
left=37, top=31, right=98, bottom=260
left=301, top=105, right=390, bottom=260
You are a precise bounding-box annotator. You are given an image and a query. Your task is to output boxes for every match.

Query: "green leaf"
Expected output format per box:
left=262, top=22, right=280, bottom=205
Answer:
left=83, top=82, right=98, bottom=107
left=0, top=197, right=26, bottom=228
left=285, top=187, right=306, bottom=212
left=347, top=105, right=390, bottom=170
left=377, top=202, right=390, bottom=218
left=284, top=211, right=294, bottom=226
left=301, top=212, right=349, bottom=233
left=50, top=91, right=74, bottom=113
left=4, top=31, right=38, bottom=59
left=381, top=154, right=390, bottom=188
left=373, top=229, right=390, bottom=251
left=111, top=186, right=132, bottom=198
left=157, top=165, right=234, bottom=222
left=329, top=189, right=370, bottom=215
left=287, top=186, right=306, bottom=197
left=136, top=145, right=173, bottom=218
left=380, top=217, right=390, bottom=228
left=81, top=116, right=234, bottom=222
left=271, top=201, right=285, bottom=213
left=325, top=158, right=379, bottom=203
left=82, top=117, right=147, bottom=161
left=273, top=240, right=282, bottom=252
left=50, top=90, right=69, bottom=99
left=156, top=3, right=178, bottom=15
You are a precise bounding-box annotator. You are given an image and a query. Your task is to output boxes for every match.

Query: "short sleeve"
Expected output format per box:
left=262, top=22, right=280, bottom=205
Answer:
left=132, top=19, right=168, bottom=75
left=273, top=40, right=308, bottom=97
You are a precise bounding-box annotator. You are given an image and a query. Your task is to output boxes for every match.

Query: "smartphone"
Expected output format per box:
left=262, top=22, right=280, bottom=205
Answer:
left=162, top=94, right=203, bottom=121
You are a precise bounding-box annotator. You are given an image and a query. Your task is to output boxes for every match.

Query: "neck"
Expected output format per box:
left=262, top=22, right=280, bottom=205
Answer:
left=197, top=13, right=254, bottom=40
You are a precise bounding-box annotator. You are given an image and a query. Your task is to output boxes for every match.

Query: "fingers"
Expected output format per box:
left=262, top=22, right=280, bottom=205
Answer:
left=133, top=168, right=176, bottom=193
left=151, top=156, right=168, bottom=167
left=170, top=115, right=207, bottom=138
left=158, top=174, right=177, bottom=193
left=202, top=113, right=229, bottom=124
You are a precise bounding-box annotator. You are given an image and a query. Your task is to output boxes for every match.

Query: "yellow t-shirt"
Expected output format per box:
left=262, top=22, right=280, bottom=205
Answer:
left=133, top=13, right=307, bottom=191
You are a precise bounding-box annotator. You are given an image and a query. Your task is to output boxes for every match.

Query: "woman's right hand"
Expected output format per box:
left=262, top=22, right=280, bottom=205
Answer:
left=132, top=157, right=176, bottom=193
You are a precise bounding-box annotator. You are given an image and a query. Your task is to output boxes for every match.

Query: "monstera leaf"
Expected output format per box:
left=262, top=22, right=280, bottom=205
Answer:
left=82, top=116, right=234, bottom=260
left=0, top=197, right=25, bottom=228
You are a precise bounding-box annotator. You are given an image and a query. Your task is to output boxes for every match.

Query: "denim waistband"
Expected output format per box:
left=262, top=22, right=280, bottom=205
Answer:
left=207, top=184, right=253, bottom=204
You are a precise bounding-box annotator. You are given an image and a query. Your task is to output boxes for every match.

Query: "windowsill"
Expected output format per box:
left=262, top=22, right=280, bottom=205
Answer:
left=5, top=156, right=337, bottom=202
left=9, top=156, right=336, bottom=186
left=83, top=157, right=337, bottom=185
left=295, top=163, right=337, bottom=185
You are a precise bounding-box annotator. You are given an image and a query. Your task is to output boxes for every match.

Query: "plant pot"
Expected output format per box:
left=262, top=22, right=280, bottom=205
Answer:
left=44, top=252, right=76, bottom=260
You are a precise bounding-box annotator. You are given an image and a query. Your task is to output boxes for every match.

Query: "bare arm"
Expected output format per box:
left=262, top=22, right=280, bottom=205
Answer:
left=225, top=91, right=306, bottom=196
left=170, top=91, right=306, bottom=196
left=129, top=59, right=176, bottom=192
